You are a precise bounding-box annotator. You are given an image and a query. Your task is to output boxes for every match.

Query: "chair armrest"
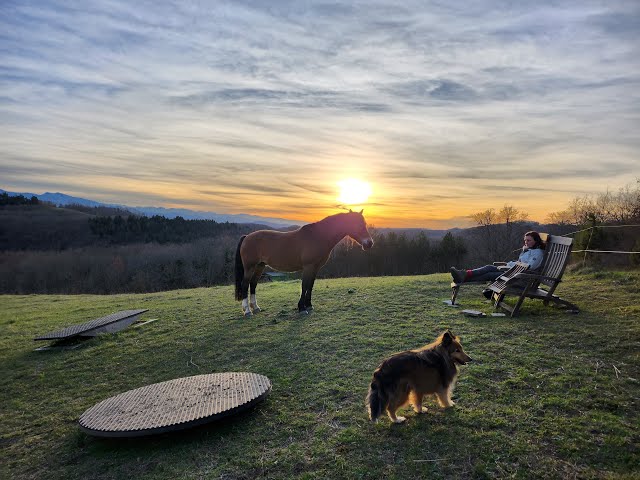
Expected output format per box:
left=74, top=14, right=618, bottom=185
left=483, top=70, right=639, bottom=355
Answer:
left=490, top=262, right=530, bottom=288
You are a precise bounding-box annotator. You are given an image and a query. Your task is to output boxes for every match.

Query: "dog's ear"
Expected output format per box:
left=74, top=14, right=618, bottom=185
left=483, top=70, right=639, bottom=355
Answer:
left=442, top=331, right=453, bottom=346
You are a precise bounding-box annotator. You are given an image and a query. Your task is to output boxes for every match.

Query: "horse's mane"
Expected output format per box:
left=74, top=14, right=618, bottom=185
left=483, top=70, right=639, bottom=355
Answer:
left=300, top=212, right=354, bottom=239
left=317, top=211, right=350, bottom=225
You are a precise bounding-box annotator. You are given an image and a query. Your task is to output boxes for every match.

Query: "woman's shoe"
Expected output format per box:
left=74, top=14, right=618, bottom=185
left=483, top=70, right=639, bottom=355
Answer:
left=450, top=267, right=465, bottom=283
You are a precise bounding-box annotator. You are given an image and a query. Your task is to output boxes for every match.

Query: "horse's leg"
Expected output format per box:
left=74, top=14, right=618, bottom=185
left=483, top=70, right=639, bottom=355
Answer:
left=298, top=279, right=307, bottom=314
left=241, top=265, right=256, bottom=317
left=298, top=265, right=318, bottom=313
left=249, top=263, right=265, bottom=313
left=304, top=273, right=317, bottom=310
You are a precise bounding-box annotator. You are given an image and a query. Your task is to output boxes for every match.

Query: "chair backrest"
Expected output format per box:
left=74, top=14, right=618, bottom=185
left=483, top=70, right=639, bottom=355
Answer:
left=539, top=235, right=573, bottom=288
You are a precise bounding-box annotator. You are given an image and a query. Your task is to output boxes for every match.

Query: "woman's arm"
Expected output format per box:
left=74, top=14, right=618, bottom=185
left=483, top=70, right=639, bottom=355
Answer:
left=518, top=248, right=545, bottom=270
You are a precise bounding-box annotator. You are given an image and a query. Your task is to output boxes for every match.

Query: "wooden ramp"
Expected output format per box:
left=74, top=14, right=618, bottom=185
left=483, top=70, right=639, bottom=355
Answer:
left=34, top=309, right=149, bottom=341
left=79, top=372, right=272, bottom=437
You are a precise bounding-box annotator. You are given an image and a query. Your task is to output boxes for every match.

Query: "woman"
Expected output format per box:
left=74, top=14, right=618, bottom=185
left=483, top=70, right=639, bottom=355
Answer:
left=450, top=231, right=546, bottom=284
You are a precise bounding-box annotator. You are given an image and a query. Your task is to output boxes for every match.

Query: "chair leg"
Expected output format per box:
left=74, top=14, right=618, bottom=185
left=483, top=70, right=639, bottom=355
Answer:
left=511, top=293, right=526, bottom=317
left=451, top=285, right=460, bottom=305
left=494, top=293, right=513, bottom=314
left=510, top=282, right=535, bottom=317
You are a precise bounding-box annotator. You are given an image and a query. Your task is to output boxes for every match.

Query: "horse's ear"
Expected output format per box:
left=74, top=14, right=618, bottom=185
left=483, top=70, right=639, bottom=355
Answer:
left=348, top=208, right=352, bottom=213
left=359, top=209, right=363, bottom=214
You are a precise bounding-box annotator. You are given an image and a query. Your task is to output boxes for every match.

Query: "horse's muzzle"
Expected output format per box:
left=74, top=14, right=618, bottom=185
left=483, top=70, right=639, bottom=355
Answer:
left=361, top=238, right=374, bottom=250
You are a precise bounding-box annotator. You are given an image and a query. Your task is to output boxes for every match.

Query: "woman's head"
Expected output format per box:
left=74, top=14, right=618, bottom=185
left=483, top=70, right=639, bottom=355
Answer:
left=524, top=231, right=545, bottom=250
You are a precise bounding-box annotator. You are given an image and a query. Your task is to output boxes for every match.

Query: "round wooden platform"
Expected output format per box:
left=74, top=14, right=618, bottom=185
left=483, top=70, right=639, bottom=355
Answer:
left=79, top=372, right=272, bottom=437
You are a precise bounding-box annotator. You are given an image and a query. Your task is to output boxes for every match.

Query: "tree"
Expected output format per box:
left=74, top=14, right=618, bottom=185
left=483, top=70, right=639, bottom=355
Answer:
left=545, top=209, right=574, bottom=225
left=545, top=179, right=640, bottom=226
left=469, top=205, right=531, bottom=263
left=470, top=208, right=497, bottom=227
left=470, top=208, right=500, bottom=260
left=498, top=205, right=530, bottom=255
left=497, top=205, right=529, bottom=224
left=436, top=232, right=467, bottom=272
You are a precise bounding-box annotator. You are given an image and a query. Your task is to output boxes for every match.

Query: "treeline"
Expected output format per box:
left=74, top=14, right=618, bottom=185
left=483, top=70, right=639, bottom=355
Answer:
left=0, top=204, right=256, bottom=251
left=0, top=238, right=237, bottom=294
left=64, top=203, right=138, bottom=217
left=0, top=204, right=263, bottom=293
left=321, top=231, right=468, bottom=278
left=2, top=215, right=633, bottom=295
left=0, top=227, right=471, bottom=294
left=88, top=214, right=251, bottom=245
left=0, top=192, right=39, bottom=206
left=546, top=179, right=640, bottom=225
left=2, top=179, right=638, bottom=294
left=546, top=179, right=640, bottom=268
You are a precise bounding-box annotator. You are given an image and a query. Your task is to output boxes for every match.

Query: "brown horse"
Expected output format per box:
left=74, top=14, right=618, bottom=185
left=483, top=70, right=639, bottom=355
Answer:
left=234, top=210, right=374, bottom=316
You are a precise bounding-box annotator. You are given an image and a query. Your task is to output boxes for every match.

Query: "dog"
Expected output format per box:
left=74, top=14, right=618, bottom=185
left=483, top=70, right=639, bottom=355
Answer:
left=366, top=330, right=472, bottom=423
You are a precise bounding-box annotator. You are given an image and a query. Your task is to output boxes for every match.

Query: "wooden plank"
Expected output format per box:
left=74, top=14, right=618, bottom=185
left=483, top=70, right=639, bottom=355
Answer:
left=34, top=309, right=149, bottom=341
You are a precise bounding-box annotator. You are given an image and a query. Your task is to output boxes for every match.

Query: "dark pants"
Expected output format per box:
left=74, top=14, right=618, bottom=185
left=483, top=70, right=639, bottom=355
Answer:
left=467, top=265, right=503, bottom=282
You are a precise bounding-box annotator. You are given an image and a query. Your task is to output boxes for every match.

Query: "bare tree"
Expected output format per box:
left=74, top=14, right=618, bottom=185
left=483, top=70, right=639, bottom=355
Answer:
left=497, top=205, right=530, bottom=254
left=546, top=179, right=640, bottom=226
left=470, top=209, right=497, bottom=227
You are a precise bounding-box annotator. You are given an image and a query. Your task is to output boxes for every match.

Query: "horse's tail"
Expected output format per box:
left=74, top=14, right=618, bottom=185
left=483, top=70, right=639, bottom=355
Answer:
left=365, top=373, right=387, bottom=422
left=234, top=235, right=247, bottom=301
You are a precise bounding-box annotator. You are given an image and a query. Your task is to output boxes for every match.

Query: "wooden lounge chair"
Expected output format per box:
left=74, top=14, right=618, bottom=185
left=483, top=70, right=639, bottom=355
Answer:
left=487, top=235, right=579, bottom=317
left=448, top=233, right=549, bottom=306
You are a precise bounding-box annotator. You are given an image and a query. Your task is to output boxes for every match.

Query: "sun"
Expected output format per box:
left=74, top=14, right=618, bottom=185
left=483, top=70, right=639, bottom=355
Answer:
left=337, top=178, right=372, bottom=205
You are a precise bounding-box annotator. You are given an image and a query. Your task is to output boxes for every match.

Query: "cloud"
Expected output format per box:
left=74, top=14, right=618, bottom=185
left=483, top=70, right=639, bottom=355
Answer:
left=1, top=0, right=638, bottom=227
left=169, top=88, right=391, bottom=112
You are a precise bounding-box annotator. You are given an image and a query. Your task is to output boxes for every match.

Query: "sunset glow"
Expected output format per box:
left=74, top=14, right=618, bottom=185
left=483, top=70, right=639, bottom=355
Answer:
left=0, top=2, right=636, bottom=229
left=337, top=179, right=372, bottom=206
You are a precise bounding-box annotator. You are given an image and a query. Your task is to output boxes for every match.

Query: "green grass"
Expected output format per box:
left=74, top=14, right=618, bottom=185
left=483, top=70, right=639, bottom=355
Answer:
left=1, top=271, right=639, bottom=479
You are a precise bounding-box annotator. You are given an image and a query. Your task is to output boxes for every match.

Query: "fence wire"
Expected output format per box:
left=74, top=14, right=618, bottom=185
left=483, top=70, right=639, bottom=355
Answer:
left=561, top=224, right=640, bottom=256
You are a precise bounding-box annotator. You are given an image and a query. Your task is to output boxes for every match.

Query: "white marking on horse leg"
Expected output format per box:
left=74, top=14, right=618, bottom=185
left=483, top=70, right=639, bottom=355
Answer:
left=242, top=298, right=252, bottom=316
left=249, top=294, right=261, bottom=313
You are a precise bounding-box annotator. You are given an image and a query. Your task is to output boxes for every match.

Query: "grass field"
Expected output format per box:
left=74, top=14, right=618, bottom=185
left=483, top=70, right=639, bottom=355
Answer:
left=1, top=270, right=639, bottom=479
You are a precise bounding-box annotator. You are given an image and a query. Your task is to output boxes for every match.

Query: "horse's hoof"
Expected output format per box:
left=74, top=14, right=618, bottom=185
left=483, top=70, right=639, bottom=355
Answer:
left=298, top=309, right=309, bottom=315
left=243, top=311, right=253, bottom=317
left=251, top=306, right=261, bottom=313
left=306, top=305, right=314, bottom=311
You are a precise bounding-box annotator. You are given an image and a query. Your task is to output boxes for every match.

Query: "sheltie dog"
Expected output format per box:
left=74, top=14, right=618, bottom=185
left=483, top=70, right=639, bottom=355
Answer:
left=366, top=330, right=472, bottom=423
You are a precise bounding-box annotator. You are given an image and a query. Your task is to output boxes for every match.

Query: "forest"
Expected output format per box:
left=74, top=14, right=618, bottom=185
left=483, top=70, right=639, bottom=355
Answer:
left=1, top=181, right=638, bottom=294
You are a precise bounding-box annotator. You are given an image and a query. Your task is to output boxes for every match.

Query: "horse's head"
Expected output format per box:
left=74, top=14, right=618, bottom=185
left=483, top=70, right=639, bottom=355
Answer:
left=345, top=209, right=374, bottom=250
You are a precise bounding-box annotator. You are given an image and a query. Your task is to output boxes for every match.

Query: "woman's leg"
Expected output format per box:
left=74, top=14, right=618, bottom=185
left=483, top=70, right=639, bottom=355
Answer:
left=469, top=265, right=502, bottom=282
left=451, top=265, right=501, bottom=283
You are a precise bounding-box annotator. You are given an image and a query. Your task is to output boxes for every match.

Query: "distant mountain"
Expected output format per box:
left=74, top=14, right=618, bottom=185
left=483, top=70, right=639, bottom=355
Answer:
left=128, top=206, right=301, bottom=228
left=0, top=188, right=301, bottom=228
left=1, top=189, right=106, bottom=208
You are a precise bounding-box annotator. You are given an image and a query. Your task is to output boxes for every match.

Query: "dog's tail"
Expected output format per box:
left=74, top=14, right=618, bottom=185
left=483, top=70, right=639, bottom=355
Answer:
left=366, top=373, right=387, bottom=422
left=234, top=235, right=246, bottom=301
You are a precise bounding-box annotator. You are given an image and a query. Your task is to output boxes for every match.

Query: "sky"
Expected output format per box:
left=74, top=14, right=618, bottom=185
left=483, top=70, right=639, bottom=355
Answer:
left=1, top=1, right=639, bottom=228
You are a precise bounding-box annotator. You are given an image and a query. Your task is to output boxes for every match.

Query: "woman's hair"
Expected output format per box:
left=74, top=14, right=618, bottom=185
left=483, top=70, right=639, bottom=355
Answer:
left=525, top=231, right=545, bottom=250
